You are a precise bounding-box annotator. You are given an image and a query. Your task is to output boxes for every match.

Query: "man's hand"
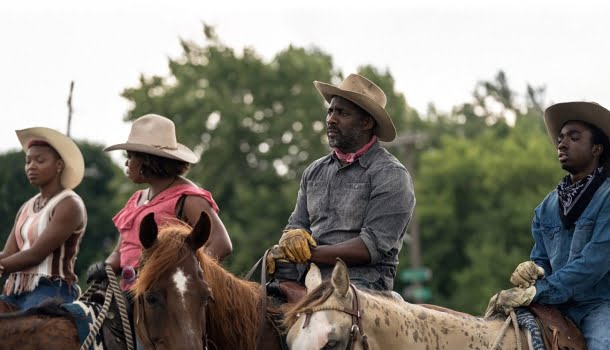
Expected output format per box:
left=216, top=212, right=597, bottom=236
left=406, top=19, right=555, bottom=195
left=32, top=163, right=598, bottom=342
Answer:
left=484, top=286, right=536, bottom=318
left=86, top=261, right=108, bottom=284
left=279, top=229, right=317, bottom=263
left=510, top=261, right=545, bottom=288
left=265, top=245, right=287, bottom=275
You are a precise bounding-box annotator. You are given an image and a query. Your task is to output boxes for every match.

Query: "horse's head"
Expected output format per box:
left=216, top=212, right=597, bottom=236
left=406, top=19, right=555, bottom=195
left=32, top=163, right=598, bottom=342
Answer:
left=286, top=260, right=369, bottom=350
left=133, top=211, right=213, bottom=350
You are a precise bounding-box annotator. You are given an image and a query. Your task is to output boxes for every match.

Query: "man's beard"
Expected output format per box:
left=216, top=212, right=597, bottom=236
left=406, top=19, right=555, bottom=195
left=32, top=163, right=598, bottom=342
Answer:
left=328, top=127, right=365, bottom=151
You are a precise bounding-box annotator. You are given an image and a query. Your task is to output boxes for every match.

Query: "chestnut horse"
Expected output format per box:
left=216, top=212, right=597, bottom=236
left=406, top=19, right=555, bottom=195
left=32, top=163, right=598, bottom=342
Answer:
left=133, top=212, right=284, bottom=350
left=284, top=260, right=530, bottom=350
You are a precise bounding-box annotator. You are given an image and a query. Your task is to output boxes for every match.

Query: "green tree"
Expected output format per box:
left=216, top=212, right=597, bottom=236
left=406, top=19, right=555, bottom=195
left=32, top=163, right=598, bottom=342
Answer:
left=120, top=25, right=416, bottom=274
left=416, top=74, right=562, bottom=313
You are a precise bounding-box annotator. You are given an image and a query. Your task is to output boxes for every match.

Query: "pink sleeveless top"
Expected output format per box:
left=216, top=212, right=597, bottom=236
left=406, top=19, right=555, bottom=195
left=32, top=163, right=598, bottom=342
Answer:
left=113, top=184, right=218, bottom=290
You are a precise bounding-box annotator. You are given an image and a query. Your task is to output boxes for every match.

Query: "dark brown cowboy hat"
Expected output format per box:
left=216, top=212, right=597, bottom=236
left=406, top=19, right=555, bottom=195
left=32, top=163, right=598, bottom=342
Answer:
left=314, top=74, right=396, bottom=142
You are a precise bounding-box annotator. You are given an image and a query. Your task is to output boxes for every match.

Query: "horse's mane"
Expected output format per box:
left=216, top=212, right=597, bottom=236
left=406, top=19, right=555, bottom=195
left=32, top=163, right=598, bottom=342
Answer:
left=131, top=221, right=195, bottom=297
left=131, top=221, right=265, bottom=349
left=283, top=280, right=401, bottom=329
left=198, top=248, right=264, bottom=349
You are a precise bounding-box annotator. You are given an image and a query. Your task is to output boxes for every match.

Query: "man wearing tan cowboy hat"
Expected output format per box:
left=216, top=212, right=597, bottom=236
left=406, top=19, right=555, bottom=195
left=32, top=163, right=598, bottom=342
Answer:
left=267, top=73, right=415, bottom=292
left=486, top=102, right=610, bottom=349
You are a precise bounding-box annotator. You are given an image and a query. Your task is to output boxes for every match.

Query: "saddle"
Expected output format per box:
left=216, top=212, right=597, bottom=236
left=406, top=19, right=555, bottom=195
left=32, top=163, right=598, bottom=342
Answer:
left=527, top=303, right=586, bottom=350
left=267, top=260, right=307, bottom=304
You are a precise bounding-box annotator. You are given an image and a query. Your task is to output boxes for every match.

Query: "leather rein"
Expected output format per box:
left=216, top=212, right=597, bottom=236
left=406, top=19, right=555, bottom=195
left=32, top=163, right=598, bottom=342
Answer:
left=298, top=284, right=370, bottom=350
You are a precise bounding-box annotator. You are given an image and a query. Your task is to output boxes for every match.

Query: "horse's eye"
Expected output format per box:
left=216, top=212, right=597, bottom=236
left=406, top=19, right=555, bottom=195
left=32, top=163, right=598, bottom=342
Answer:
left=145, top=294, right=159, bottom=305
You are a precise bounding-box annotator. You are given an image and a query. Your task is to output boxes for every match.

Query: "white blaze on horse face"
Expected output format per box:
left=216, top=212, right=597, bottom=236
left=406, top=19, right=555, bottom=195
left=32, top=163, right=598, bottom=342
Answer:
left=172, top=268, right=189, bottom=303
left=289, top=312, right=336, bottom=350
left=172, top=267, right=196, bottom=339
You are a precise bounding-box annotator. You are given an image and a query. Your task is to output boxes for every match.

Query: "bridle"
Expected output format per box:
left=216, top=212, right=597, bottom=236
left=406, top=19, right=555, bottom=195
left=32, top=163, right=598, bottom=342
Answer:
left=298, top=284, right=370, bottom=350
left=135, top=259, right=212, bottom=350
left=136, top=296, right=211, bottom=350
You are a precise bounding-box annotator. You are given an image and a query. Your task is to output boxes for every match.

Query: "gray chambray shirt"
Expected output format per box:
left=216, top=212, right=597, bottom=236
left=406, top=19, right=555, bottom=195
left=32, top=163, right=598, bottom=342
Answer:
left=286, top=141, right=415, bottom=290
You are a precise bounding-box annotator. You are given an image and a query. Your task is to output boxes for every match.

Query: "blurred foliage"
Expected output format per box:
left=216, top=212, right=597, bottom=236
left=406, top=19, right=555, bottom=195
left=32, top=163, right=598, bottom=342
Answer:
left=0, top=27, right=567, bottom=314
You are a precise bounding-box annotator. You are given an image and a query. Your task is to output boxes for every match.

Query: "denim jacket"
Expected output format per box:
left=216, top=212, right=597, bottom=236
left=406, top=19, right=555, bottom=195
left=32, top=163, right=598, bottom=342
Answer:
left=286, top=141, right=415, bottom=290
left=531, top=178, right=610, bottom=306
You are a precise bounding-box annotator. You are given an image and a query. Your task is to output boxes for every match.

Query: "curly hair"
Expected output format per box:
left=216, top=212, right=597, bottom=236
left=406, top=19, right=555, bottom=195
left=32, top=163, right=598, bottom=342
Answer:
left=128, top=151, right=190, bottom=178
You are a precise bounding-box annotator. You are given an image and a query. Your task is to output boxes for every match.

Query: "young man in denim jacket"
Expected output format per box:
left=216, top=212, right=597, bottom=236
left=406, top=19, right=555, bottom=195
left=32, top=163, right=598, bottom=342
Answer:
left=487, top=102, right=610, bottom=349
left=267, top=74, right=415, bottom=291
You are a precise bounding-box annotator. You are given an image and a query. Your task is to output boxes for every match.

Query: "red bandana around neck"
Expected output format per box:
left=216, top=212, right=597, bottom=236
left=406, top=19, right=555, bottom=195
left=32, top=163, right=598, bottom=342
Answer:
left=334, top=136, right=377, bottom=164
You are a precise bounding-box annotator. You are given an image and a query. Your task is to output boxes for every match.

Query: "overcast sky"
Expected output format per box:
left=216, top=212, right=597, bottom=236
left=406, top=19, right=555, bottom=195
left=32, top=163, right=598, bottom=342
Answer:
left=2, top=0, right=610, bottom=159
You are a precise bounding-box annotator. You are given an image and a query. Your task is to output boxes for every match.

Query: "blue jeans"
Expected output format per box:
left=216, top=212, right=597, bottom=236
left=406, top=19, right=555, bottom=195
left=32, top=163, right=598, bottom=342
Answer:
left=579, top=303, right=610, bottom=350
left=563, top=302, right=610, bottom=350
left=0, top=277, right=78, bottom=309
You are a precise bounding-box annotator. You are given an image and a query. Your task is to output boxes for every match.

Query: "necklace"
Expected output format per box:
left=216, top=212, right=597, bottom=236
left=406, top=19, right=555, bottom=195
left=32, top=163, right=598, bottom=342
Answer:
left=144, top=177, right=178, bottom=205
left=33, top=189, right=63, bottom=212
left=33, top=196, right=49, bottom=212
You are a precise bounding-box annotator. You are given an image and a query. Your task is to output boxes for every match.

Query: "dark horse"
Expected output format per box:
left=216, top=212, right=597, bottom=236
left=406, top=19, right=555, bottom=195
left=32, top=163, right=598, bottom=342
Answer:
left=133, top=211, right=284, bottom=350
left=0, top=287, right=130, bottom=350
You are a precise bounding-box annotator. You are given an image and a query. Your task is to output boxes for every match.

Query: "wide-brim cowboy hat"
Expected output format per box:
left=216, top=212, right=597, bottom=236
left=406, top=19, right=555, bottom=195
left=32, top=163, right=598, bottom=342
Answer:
left=544, top=101, right=610, bottom=146
left=104, top=114, right=199, bottom=164
left=16, top=127, right=85, bottom=189
left=314, top=73, right=397, bottom=142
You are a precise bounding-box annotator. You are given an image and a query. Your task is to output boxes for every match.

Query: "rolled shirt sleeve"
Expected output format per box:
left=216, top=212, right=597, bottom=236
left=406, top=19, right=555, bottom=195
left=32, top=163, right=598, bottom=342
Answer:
left=359, top=166, right=415, bottom=264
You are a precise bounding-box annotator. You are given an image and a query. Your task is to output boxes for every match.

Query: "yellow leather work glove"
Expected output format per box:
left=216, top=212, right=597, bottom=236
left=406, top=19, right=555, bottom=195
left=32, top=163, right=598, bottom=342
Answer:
left=510, top=261, right=545, bottom=288
left=265, top=244, right=287, bottom=275
left=484, top=286, right=536, bottom=318
left=278, top=229, right=317, bottom=264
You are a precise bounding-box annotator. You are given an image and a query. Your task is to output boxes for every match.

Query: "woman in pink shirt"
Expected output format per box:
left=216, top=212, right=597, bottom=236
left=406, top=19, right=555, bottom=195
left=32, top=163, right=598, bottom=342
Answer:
left=87, top=114, right=232, bottom=341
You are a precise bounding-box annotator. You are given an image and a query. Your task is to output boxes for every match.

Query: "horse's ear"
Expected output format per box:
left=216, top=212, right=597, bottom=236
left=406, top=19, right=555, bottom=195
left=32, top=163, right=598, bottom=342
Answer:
left=305, top=263, right=322, bottom=293
left=188, top=211, right=212, bottom=251
left=331, top=258, right=350, bottom=297
left=139, top=212, right=158, bottom=249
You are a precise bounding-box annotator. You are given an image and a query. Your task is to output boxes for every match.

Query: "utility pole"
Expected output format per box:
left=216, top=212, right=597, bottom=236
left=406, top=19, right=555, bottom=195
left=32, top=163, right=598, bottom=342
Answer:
left=66, top=81, right=74, bottom=137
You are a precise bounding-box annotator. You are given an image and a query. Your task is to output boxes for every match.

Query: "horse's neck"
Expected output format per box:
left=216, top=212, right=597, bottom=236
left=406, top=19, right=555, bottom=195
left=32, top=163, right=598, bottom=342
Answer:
left=361, top=300, right=524, bottom=349
left=204, top=259, right=262, bottom=350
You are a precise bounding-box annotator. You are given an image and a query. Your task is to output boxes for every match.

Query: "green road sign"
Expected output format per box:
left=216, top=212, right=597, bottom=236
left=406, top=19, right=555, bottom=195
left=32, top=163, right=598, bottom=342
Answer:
left=399, top=267, right=432, bottom=283
left=403, top=285, right=432, bottom=302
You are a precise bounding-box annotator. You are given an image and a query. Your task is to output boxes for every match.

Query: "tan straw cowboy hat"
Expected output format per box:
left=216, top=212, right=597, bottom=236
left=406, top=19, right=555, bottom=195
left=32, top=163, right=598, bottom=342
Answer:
left=314, top=73, right=397, bottom=142
left=16, top=127, right=85, bottom=189
left=104, top=114, right=199, bottom=163
left=544, top=101, right=610, bottom=146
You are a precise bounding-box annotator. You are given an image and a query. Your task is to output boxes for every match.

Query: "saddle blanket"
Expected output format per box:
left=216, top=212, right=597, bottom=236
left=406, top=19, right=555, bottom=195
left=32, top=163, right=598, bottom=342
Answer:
left=516, top=308, right=545, bottom=350
left=61, top=301, right=104, bottom=350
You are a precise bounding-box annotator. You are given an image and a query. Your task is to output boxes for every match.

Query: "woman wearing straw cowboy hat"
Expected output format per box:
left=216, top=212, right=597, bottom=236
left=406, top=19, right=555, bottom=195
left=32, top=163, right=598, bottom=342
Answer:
left=486, top=102, right=610, bottom=349
left=266, top=73, right=415, bottom=292
left=87, top=113, right=232, bottom=286
left=0, top=127, right=87, bottom=310
left=87, top=114, right=232, bottom=347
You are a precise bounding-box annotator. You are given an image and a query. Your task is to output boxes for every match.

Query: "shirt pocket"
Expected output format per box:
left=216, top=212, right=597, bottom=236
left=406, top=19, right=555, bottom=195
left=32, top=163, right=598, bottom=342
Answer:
left=569, top=221, right=594, bottom=260
left=540, top=224, right=561, bottom=259
left=306, top=181, right=326, bottom=219
left=331, top=182, right=370, bottom=226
